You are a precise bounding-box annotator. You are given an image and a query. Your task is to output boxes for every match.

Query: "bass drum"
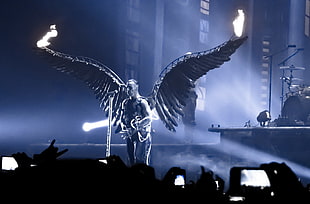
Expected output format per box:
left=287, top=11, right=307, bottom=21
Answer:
left=281, top=95, right=310, bottom=125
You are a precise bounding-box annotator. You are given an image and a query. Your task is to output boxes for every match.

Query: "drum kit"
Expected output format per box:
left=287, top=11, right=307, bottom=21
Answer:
left=280, top=65, right=308, bottom=99
left=279, top=65, right=310, bottom=125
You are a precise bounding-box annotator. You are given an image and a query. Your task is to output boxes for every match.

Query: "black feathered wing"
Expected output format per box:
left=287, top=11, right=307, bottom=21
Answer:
left=36, top=46, right=127, bottom=125
left=150, top=36, right=248, bottom=132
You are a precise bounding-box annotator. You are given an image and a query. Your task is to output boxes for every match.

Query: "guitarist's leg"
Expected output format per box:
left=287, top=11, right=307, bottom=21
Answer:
left=126, top=137, right=135, bottom=166
left=144, top=136, right=152, bottom=165
left=136, top=135, right=152, bottom=165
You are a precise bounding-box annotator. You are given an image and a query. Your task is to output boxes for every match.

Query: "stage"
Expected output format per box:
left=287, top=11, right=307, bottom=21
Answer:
left=208, top=126, right=310, bottom=158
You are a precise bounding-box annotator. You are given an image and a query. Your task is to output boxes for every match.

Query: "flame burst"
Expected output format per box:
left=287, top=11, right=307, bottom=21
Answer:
left=36, top=25, right=58, bottom=48
left=233, top=9, right=245, bottom=37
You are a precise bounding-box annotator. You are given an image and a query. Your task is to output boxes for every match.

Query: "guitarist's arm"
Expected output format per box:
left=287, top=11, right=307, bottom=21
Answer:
left=115, top=98, right=132, bottom=136
left=135, top=98, right=153, bottom=129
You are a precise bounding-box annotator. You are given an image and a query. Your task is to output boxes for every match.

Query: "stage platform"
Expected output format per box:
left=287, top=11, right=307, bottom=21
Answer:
left=208, top=126, right=310, bottom=152
left=208, top=126, right=310, bottom=135
left=208, top=126, right=310, bottom=159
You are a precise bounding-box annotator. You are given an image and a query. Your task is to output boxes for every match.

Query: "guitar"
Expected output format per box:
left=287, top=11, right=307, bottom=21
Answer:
left=120, top=116, right=150, bottom=142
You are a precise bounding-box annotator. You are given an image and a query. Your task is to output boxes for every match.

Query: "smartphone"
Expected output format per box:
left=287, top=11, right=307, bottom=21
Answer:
left=174, top=174, right=185, bottom=187
left=98, top=158, right=108, bottom=164
left=240, top=169, right=271, bottom=187
left=1, top=156, right=18, bottom=171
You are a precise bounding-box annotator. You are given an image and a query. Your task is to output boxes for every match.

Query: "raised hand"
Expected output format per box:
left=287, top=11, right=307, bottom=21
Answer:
left=33, top=139, right=68, bottom=165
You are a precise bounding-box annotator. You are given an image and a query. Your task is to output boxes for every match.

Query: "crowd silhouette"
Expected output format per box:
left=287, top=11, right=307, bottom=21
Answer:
left=0, top=139, right=309, bottom=203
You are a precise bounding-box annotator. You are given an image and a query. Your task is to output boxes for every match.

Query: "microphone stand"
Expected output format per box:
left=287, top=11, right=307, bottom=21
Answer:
left=105, top=91, right=118, bottom=157
left=106, top=95, right=113, bottom=157
left=265, top=47, right=290, bottom=115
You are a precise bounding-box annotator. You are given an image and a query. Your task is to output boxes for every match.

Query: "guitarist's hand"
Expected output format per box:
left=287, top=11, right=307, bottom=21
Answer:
left=130, top=116, right=142, bottom=130
left=120, top=127, right=134, bottom=140
left=132, top=120, right=140, bottom=130
left=121, top=134, right=128, bottom=140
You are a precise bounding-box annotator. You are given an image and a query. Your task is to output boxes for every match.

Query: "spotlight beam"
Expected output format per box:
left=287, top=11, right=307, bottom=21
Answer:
left=82, top=119, right=109, bottom=132
left=165, top=127, right=310, bottom=182
left=212, top=138, right=310, bottom=180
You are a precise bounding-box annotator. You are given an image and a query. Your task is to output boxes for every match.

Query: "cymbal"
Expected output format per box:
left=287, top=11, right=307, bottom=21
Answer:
left=289, top=85, right=301, bottom=91
left=291, top=77, right=303, bottom=81
left=281, top=77, right=303, bottom=82
left=279, top=65, right=305, bottom=70
left=289, top=84, right=301, bottom=88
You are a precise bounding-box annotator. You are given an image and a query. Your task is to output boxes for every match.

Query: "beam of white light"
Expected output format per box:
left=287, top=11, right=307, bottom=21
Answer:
left=217, top=138, right=310, bottom=180
left=164, top=126, right=310, bottom=183
left=82, top=109, right=158, bottom=132
left=82, top=119, right=109, bottom=132
left=36, top=24, right=58, bottom=48
left=233, top=9, right=245, bottom=37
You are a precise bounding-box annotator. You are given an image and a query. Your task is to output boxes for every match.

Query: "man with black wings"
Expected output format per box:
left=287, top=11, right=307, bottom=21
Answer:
left=117, top=79, right=153, bottom=165
left=36, top=25, right=247, bottom=166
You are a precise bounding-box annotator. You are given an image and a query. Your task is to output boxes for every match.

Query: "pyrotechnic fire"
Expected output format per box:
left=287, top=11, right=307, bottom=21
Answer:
left=36, top=24, right=58, bottom=48
left=233, top=9, right=245, bottom=37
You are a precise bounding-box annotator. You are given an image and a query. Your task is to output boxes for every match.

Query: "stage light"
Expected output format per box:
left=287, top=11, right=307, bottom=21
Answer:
left=82, top=119, right=109, bottom=132
left=233, top=9, right=245, bottom=37
left=36, top=24, right=58, bottom=48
